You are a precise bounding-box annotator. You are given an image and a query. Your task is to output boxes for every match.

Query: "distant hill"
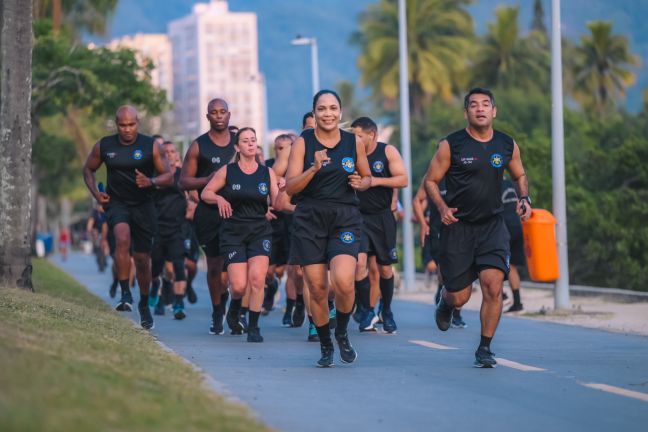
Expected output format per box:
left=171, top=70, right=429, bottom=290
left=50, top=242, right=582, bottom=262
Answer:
left=88, top=0, right=647, bottom=130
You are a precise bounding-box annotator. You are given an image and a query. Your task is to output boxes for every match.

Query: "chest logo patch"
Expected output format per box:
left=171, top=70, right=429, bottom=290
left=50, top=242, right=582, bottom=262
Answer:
left=341, top=157, right=355, bottom=173
left=106, top=152, right=116, bottom=159
left=232, top=184, right=241, bottom=190
left=263, top=239, right=271, bottom=252
left=372, top=160, right=385, bottom=173
left=212, top=156, right=221, bottom=164
left=340, top=231, right=355, bottom=244
left=133, top=149, right=143, bottom=160
left=258, top=182, right=268, bottom=195
left=490, top=153, right=503, bottom=168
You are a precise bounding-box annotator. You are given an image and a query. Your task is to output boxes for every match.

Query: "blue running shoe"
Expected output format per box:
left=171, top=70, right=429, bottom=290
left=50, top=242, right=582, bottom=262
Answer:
left=173, top=301, right=186, bottom=320
left=359, top=309, right=378, bottom=332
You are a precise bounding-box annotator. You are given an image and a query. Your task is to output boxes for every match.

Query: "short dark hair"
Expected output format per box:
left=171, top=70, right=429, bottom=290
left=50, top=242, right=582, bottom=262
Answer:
left=464, top=87, right=496, bottom=110
left=152, top=134, right=164, bottom=141
left=275, top=133, right=293, bottom=144
left=302, top=112, right=314, bottom=128
left=312, top=89, right=342, bottom=111
left=162, top=140, right=174, bottom=146
left=350, top=117, right=378, bottom=135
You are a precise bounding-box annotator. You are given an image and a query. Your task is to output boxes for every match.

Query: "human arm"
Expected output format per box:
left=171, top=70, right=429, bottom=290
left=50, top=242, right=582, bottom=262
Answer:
left=83, top=141, right=110, bottom=205
left=507, top=141, right=532, bottom=221
left=412, top=182, right=430, bottom=244
left=179, top=141, right=213, bottom=191
left=371, top=145, right=408, bottom=189
left=285, top=137, right=326, bottom=196
left=135, top=142, right=172, bottom=188
left=200, top=166, right=232, bottom=218
left=424, top=140, right=457, bottom=225
left=348, top=138, right=372, bottom=191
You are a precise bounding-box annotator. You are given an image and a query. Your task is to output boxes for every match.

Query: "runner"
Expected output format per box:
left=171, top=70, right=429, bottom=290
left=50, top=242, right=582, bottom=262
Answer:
left=351, top=117, right=408, bottom=334
left=425, top=88, right=531, bottom=367
left=182, top=194, right=200, bottom=304
left=180, top=98, right=236, bottom=335
left=501, top=177, right=526, bottom=312
left=285, top=90, right=372, bottom=367
left=82, top=105, right=172, bottom=329
left=202, top=127, right=279, bottom=342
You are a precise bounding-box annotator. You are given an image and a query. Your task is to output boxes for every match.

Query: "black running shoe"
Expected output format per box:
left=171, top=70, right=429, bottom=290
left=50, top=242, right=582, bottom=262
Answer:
left=138, top=302, right=154, bottom=330
left=186, top=283, right=198, bottom=304
left=154, top=301, right=165, bottom=316
left=173, top=301, right=186, bottom=320
left=382, top=310, right=398, bottom=334
left=505, top=303, right=524, bottom=313
left=262, top=278, right=278, bottom=314
left=291, top=302, right=305, bottom=327
left=317, top=344, right=334, bottom=368
left=435, top=297, right=453, bottom=331
left=209, top=309, right=224, bottom=335
left=335, top=333, right=357, bottom=364
left=282, top=309, right=292, bottom=327
left=247, top=327, right=264, bottom=343
left=109, top=280, right=118, bottom=299
left=239, top=311, right=248, bottom=333
left=474, top=346, right=497, bottom=368
left=115, top=291, right=133, bottom=312
left=451, top=309, right=467, bottom=328
left=434, top=286, right=442, bottom=305
left=226, top=308, right=244, bottom=335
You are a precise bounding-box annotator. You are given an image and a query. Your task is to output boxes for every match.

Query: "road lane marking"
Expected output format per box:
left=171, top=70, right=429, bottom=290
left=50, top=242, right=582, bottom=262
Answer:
left=583, top=383, right=648, bottom=403
left=409, top=340, right=458, bottom=350
left=495, top=357, right=546, bottom=372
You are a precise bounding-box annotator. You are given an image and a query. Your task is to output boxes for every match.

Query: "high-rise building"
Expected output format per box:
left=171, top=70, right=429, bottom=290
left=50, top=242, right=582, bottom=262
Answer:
left=169, top=0, right=265, bottom=144
left=105, top=33, right=173, bottom=100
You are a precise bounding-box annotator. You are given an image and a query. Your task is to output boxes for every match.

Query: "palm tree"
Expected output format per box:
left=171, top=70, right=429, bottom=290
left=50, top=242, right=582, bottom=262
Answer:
left=471, top=6, right=549, bottom=91
left=572, top=21, right=639, bottom=115
left=33, top=0, right=118, bottom=37
left=353, top=0, right=475, bottom=118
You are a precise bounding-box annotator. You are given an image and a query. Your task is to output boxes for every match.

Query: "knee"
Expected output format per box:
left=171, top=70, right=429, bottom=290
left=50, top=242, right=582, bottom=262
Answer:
left=379, top=265, right=393, bottom=279
left=482, top=283, right=503, bottom=302
left=249, top=273, right=266, bottom=291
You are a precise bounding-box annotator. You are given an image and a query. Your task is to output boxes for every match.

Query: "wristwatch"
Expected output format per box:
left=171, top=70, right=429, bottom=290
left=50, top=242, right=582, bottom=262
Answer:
left=519, top=196, right=531, bottom=205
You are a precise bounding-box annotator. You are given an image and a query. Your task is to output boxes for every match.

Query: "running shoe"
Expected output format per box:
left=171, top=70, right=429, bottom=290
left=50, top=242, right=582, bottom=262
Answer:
left=292, top=302, right=305, bottom=328
left=328, top=305, right=337, bottom=330
left=173, top=301, right=186, bottom=320
left=154, top=301, right=165, bottom=316
left=352, top=303, right=366, bottom=324
left=474, top=346, right=497, bottom=368
left=239, top=310, right=248, bottom=333
left=226, top=308, right=244, bottom=335
left=435, top=297, right=453, bottom=331
left=307, top=323, right=319, bottom=342
left=138, top=302, right=154, bottom=330
left=359, top=309, right=378, bottom=332
left=247, top=327, right=264, bottom=343
left=317, top=344, right=334, bottom=368
left=434, top=286, right=442, bottom=305
left=505, top=303, right=524, bottom=313
left=381, top=310, right=397, bottom=334
left=335, top=333, right=357, bottom=364
left=376, top=300, right=384, bottom=324
left=186, top=283, right=198, bottom=304
left=451, top=310, right=467, bottom=329
left=282, top=308, right=293, bottom=327
left=262, top=278, right=278, bottom=314
left=209, top=309, right=224, bottom=335
left=148, top=287, right=159, bottom=308
left=115, top=291, right=133, bottom=312
left=109, top=280, right=118, bottom=299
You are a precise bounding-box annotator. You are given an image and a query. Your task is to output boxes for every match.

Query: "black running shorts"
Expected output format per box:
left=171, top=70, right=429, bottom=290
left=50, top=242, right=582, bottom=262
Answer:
left=105, top=199, right=156, bottom=254
left=193, top=201, right=222, bottom=258
left=219, top=218, right=272, bottom=268
left=269, top=213, right=289, bottom=266
left=359, top=209, right=398, bottom=265
left=439, top=215, right=510, bottom=292
left=422, top=225, right=441, bottom=265
left=151, top=230, right=185, bottom=280
left=504, top=214, right=526, bottom=267
left=289, top=204, right=362, bottom=266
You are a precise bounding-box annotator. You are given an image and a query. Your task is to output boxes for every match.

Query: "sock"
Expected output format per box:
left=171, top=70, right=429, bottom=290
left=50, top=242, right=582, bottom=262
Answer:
left=355, top=277, right=370, bottom=310
left=212, top=304, right=221, bottom=315
left=480, top=335, right=492, bottom=349
left=452, top=308, right=462, bottom=318
left=286, top=298, right=296, bottom=313
left=220, top=292, right=229, bottom=314
left=229, top=298, right=242, bottom=314
left=139, top=294, right=149, bottom=307
left=249, top=311, right=260, bottom=328
left=316, top=324, right=332, bottom=347
left=328, top=299, right=334, bottom=310
left=296, top=294, right=304, bottom=305
left=308, top=315, right=314, bottom=325
left=334, top=311, right=351, bottom=337
left=150, top=278, right=161, bottom=296
left=119, top=280, right=130, bottom=296
left=240, top=306, right=249, bottom=316
left=174, top=294, right=183, bottom=306
left=379, top=276, right=394, bottom=313
left=513, top=290, right=521, bottom=306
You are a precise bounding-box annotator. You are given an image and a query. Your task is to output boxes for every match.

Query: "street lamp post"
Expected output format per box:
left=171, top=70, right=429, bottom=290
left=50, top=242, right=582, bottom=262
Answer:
left=291, top=35, right=320, bottom=96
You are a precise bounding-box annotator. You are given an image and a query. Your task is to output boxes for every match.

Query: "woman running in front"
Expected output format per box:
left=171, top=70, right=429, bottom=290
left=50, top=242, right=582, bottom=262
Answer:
left=202, top=127, right=279, bottom=342
left=285, top=90, right=371, bottom=367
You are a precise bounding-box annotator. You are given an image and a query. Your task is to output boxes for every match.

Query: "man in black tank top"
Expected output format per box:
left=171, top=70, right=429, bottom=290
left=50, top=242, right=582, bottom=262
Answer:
left=179, top=98, right=236, bottom=335
left=83, top=106, right=173, bottom=330
left=350, top=117, right=408, bottom=334
left=424, top=88, right=532, bottom=368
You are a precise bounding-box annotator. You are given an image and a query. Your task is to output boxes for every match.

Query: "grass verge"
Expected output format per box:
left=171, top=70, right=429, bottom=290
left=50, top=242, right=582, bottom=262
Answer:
left=0, top=259, right=268, bottom=432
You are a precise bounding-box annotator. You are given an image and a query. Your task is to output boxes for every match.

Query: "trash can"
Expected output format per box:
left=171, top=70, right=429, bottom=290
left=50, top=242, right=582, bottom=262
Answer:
left=521, top=209, right=560, bottom=282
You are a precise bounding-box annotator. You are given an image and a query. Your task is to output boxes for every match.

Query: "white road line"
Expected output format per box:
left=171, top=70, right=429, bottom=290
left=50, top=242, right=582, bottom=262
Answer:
left=494, top=357, right=546, bottom=372
left=409, top=339, right=458, bottom=350
left=583, top=383, right=648, bottom=403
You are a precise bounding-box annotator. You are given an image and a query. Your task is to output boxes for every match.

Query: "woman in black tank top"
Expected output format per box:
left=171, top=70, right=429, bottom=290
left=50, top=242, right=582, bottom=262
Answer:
left=284, top=90, right=371, bottom=367
left=201, top=128, right=279, bottom=342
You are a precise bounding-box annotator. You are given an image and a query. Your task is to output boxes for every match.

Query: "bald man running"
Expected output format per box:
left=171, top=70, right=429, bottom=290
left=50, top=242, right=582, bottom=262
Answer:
left=83, top=106, right=173, bottom=329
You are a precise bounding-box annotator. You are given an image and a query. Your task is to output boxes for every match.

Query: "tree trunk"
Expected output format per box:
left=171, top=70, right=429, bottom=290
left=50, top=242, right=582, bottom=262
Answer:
left=0, top=0, right=34, bottom=290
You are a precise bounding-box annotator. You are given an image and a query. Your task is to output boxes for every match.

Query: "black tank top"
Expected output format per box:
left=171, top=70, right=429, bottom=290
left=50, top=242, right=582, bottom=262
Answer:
left=100, top=133, right=155, bottom=205
left=300, top=128, right=358, bottom=206
left=444, top=129, right=514, bottom=223
left=265, top=158, right=275, bottom=168
left=195, top=131, right=236, bottom=194
left=154, top=170, right=186, bottom=232
left=220, top=162, right=270, bottom=222
left=358, top=142, right=393, bottom=214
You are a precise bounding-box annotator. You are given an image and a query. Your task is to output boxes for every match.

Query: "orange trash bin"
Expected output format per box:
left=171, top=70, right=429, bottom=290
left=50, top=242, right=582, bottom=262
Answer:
left=521, top=209, right=560, bottom=282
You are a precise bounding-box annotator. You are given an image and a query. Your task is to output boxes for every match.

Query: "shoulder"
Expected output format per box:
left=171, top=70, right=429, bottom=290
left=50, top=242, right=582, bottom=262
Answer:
left=138, top=134, right=155, bottom=145
left=445, top=129, right=468, bottom=144
left=300, top=128, right=315, bottom=141
left=383, top=142, right=400, bottom=157
left=493, top=130, right=514, bottom=146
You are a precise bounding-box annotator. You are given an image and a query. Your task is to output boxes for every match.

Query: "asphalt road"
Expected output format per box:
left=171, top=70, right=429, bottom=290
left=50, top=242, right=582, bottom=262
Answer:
left=53, top=253, right=648, bottom=431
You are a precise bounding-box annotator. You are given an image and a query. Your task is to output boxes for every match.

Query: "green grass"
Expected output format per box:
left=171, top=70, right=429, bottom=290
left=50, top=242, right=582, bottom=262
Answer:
left=0, top=259, right=268, bottom=432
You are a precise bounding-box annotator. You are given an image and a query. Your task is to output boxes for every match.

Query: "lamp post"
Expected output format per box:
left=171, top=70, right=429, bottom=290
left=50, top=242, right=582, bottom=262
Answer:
left=291, top=35, right=320, bottom=96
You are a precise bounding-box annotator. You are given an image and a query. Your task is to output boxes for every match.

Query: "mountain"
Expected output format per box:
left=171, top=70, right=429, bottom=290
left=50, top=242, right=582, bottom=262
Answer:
left=88, top=0, right=648, bottom=130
